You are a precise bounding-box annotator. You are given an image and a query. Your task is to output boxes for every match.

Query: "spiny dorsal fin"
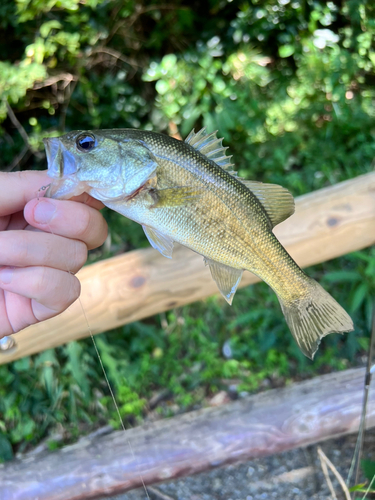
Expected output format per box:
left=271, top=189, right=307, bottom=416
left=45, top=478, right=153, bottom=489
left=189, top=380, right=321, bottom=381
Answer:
left=241, top=180, right=295, bottom=227
left=184, top=128, right=294, bottom=227
left=185, top=127, right=234, bottom=171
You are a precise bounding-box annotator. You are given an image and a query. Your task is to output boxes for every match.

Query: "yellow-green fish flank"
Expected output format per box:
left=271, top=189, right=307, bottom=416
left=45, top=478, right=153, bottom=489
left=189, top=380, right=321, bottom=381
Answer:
left=43, top=128, right=354, bottom=358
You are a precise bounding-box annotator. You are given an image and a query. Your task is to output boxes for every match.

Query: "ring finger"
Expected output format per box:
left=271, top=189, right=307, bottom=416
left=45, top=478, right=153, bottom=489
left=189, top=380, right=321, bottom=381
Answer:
left=0, top=266, right=81, bottom=317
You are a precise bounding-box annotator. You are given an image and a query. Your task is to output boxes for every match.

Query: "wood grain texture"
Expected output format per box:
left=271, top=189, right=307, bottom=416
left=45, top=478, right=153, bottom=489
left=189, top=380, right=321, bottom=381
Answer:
left=1, top=172, right=375, bottom=364
left=0, top=368, right=373, bottom=500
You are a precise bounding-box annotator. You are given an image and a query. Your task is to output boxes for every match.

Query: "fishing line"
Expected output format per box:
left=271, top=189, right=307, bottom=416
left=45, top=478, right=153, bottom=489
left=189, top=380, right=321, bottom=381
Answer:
left=347, top=300, right=375, bottom=491
left=79, top=299, right=151, bottom=500
left=41, top=203, right=151, bottom=500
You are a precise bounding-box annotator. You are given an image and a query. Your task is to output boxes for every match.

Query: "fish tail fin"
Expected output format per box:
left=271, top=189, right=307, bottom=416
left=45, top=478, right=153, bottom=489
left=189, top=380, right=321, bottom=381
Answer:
left=278, top=279, right=354, bottom=359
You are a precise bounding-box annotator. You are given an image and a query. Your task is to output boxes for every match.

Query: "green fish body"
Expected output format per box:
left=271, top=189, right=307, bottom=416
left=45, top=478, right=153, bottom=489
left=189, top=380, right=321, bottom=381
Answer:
left=43, top=128, right=353, bottom=358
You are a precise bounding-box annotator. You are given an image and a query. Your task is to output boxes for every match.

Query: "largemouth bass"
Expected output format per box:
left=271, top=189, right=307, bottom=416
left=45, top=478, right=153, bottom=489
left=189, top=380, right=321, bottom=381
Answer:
left=43, top=128, right=353, bottom=358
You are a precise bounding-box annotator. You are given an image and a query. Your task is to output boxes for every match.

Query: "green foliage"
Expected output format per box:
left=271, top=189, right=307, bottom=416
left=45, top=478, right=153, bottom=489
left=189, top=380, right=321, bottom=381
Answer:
left=0, top=0, right=374, bottom=461
left=0, top=62, right=46, bottom=118
left=144, top=2, right=375, bottom=196
left=349, top=459, right=375, bottom=497
left=361, top=459, right=375, bottom=482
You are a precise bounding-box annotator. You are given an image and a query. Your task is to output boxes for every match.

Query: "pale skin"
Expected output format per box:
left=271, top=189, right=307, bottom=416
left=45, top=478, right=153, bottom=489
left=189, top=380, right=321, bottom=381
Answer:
left=0, top=171, right=108, bottom=339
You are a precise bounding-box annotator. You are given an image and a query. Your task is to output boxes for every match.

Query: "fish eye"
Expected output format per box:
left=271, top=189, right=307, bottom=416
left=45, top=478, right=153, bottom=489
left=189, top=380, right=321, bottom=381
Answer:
left=76, top=134, right=96, bottom=152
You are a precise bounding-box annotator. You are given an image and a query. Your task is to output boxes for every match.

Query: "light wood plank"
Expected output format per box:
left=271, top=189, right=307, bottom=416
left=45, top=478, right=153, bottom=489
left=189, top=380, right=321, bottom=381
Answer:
left=1, top=172, right=375, bottom=364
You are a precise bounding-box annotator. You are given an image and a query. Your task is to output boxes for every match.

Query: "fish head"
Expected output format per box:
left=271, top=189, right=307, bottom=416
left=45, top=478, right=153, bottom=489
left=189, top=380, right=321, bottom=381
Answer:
left=43, top=130, right=157, bottom=201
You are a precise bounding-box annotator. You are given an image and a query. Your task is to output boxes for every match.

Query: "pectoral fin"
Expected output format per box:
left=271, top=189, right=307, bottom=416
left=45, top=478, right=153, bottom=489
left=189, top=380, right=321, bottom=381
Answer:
left=150, top=186, right=202, bottom=208
left=143, top=225, right=174, bottom=258
left=204, top=258, right=243, bottom=305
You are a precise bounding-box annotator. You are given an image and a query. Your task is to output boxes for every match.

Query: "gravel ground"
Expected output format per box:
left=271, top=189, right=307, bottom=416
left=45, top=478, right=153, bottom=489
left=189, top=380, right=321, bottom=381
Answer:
left=104, top=429, right=375, bottom=500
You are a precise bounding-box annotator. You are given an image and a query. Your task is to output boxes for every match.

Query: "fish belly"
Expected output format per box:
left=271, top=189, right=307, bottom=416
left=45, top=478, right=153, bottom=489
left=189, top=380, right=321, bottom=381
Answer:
left=107, top=187, right=302, bottom=295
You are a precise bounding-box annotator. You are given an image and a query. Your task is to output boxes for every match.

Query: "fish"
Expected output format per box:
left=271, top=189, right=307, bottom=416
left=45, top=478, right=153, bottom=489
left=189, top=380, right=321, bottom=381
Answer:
left=43, top=127, right=354, bottom=358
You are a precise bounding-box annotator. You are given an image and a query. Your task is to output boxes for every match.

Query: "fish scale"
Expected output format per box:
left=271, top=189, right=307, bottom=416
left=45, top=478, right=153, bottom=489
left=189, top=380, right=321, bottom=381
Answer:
left=43, top=127, right=353, bottom=358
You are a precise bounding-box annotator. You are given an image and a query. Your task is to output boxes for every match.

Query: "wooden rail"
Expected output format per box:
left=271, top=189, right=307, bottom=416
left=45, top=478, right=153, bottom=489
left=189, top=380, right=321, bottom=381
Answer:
left=0, top=367, right=373, bottom=500
left=1, top=172, right=375, bottom=364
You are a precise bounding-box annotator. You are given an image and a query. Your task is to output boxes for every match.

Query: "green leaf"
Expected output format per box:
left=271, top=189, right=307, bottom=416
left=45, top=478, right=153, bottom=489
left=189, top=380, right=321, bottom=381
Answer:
left=278, top=45, right=295, bottom=58
left=361, top=459, right=375, bottom=482
left=40, top=20, right=62, bottom=38
left=349, top=482, right=369, bottom=492
left=0, top=433, right=13, bottom=461
left=323, top=271, right=361, bottom=283
left=351, top=282, right=368, bottom=312
left=66, top=342, right=89, bottom=398
left=161, top=54, right=177, bottom=71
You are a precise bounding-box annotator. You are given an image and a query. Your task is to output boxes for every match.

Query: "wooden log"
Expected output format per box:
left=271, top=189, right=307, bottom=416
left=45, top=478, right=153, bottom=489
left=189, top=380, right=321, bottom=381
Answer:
left=0, top=367, right=373, bottom=500
left=1, top=172, right=375, bottom=363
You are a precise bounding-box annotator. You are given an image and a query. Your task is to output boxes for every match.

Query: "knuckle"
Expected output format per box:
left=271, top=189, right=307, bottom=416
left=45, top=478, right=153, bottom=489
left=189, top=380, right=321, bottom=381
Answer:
left=66, top=275, right=81, bottom=306
left=75, top=206, right=92, bottom=241
left=73, top=240, right=88, bottom=270
left=54, top=273, right=81, bottom=311
left=10, top=232, right=29, bottom=264
left=33, top=266, right=49, bottom=297
left=99, top=218, right=109, bottom=246
left=74, top=205, right=108, bottom=249
left=43, top=235, right=56, bottom=265
left=34, top=269, right=81, bottom=311
left=87, top=213, right=108, bottom=250
left=14, top=172, right=31, bottom=207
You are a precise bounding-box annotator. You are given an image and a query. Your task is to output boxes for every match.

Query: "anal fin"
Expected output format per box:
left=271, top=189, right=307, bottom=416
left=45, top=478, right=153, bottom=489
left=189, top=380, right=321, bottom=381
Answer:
left=143, top=225, right=174, bottom=258
left=204, top=258, right=243, bottom=305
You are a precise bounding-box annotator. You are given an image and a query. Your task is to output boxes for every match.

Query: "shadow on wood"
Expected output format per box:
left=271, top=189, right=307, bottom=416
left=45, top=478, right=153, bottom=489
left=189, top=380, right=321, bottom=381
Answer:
left=0, top=368, right=373, bottom=500
left=1, top=172, right=375, bottom=364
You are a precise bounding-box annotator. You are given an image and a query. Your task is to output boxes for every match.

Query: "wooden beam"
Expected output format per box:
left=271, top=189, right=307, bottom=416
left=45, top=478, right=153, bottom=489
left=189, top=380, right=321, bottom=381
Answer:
left=0, top=368, right=373, bottom=500
left=1, top=172, right=375, bottom=363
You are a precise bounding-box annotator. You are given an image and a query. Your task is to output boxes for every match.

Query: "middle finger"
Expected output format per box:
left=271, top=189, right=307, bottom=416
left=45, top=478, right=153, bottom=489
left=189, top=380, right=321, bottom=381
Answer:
left=0, top=230, right=87, bottom=274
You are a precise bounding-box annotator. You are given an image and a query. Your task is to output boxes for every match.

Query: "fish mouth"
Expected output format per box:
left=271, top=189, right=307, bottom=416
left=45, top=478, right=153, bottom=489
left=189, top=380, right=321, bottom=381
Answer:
left=43, top=137, right=77, bottom=178
left=43, top=137, right=83, bottom=199
left=43, top=137, right=62, bottom=178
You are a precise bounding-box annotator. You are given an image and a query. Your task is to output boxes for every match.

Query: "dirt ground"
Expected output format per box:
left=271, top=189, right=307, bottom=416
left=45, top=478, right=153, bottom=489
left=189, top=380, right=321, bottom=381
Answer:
left=105, top=429, right=375, bottom=500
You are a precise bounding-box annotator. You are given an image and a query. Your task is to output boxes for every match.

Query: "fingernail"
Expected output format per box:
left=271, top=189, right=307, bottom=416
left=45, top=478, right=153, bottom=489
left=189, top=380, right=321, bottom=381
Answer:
left=34, top=199, right=57, bottom=224
left=0, top=267, right=14, bottom=284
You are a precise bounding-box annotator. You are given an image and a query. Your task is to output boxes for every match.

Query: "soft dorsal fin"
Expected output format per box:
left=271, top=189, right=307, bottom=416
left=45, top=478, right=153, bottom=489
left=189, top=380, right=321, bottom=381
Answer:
left=240, top=180, right=295, bottom=227
left=185, top=127, right=234, bottom=171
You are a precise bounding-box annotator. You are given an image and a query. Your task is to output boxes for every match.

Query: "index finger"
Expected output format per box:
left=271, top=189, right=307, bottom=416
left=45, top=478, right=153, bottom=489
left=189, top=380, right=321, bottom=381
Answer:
left=0, top=171, right=51, bottom=216
left=0, top=171, right=105, bottom=215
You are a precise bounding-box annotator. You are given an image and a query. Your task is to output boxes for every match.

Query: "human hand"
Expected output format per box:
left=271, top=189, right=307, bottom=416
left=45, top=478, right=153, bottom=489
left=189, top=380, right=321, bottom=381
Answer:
left=0, top=171, right=108, bottom=338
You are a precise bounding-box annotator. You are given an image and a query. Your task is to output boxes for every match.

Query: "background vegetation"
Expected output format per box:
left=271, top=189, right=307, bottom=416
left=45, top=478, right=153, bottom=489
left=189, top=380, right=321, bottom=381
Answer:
left=0, top=0, right=374, bottom=461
